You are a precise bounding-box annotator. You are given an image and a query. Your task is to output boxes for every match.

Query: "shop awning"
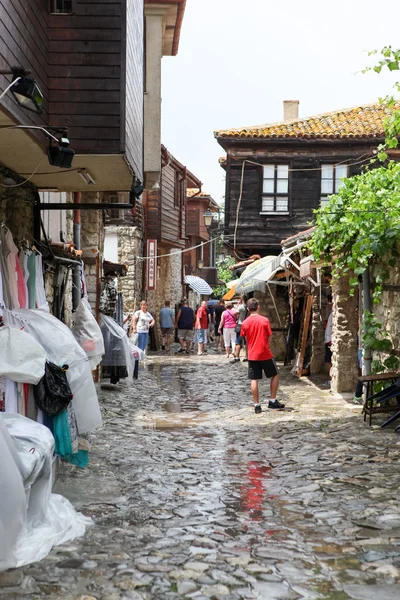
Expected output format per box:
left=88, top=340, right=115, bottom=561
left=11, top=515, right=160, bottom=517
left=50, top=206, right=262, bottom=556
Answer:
left=235, top=255, right=284, bottom=294
left=222, top=286, right=237, bottom=301
left=184, top=275, right=213, bottom=295
left=226, top=279, right=239, bottom=289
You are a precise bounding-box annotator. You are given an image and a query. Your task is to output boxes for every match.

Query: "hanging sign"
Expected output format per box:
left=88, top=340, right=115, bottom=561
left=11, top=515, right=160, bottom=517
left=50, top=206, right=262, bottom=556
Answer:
left=146, top=239, right=157, bottom=290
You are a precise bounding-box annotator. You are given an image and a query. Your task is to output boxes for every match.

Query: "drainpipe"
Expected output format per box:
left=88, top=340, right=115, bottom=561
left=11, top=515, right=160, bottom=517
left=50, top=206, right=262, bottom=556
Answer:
left=72, top=192, right=81, bottom=311
left=363, top=267, right=372, bottom=375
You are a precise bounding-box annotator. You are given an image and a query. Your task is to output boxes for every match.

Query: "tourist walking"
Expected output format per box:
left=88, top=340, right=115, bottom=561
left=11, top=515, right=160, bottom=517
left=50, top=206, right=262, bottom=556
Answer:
left=218, top=302, right=237, bottom=358
left=196, top=300, right=210, bottom=355
left=175, top=299, right=195, bottom=354
left=240, top=298, right=284, bottom=414
left=214, top=299, right=226, bottom=352
left=231, top=294, right=249, bottom=364
left=132, top=301, right=155, bottom=378
left=159, top=300, right=175, bottom=351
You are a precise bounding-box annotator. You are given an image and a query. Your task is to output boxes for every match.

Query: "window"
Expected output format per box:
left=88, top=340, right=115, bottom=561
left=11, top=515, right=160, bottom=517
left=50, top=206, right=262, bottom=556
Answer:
left=261, top=164, right=289, bottom=214
left=321, top=164, right=348, bottom=205
left=50, top=0, right=72, bottom=13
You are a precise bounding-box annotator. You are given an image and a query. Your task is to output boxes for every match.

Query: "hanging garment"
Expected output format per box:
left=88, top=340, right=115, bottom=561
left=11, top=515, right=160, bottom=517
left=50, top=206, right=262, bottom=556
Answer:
left=27, top=252, right=36, bottom=310
left=4, top=379, right=18, bottom=413
left=5, top=229, right=19, bottom=310
left=0, top=266, right=5, bottom=316
left=15, top=255, right=27, bottom=309
left=35, top=254, right=49, bottom=311
left=0, top=228, right=12, bottom=309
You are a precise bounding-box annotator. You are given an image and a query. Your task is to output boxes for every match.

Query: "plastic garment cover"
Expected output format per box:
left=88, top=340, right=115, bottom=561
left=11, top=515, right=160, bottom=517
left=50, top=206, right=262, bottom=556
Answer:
left=0, top=413, right=92, bottom=571
left=71, top=298, right=105, bottom=368
left=4, top=309, right=102, bottom=434
left=100, top=313, right=135, bottom=380
left=0, top=325, right=46, bottom=384
left=129, top=339, right=145, bottom=362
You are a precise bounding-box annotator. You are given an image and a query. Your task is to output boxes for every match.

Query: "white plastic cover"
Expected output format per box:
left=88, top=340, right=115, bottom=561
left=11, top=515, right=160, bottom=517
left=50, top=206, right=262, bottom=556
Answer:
left=100, top=313, right=135, bottom=380
left=0, top=413, right=92, bottom=571
left=129, top=339, right=145, bottom=361
left=4, top=309, right=102, bottom=434
left=71, top=298, right=105, bottom=367
left=0, top=325, right=46, bottom=384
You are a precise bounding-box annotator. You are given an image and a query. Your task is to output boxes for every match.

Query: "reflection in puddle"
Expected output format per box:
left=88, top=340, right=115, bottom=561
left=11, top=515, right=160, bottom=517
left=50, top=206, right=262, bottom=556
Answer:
left=146, top=363, right=208, bottom=414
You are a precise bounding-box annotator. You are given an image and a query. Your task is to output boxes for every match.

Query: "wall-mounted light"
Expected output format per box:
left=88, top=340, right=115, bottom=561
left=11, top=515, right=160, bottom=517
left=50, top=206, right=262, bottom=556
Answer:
left=198, top=258, right=204, bottom=269
left=152, top=181, right=160, bottom=190
left=78, top=169, right=96, bottom=185
left=218, top=251, right=225, bottom=263
left=0, top=67, right=43, bottom=114
left=204, top=209, right=213, bottom=228
left=47, top=135, right=75, bottom=168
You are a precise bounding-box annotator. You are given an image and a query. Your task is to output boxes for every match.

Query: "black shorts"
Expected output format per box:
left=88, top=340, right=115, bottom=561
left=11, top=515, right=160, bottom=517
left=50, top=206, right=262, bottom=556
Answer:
left=248, top=359, right=279, bottom=380
left=325, top=343, right=332, bottom=363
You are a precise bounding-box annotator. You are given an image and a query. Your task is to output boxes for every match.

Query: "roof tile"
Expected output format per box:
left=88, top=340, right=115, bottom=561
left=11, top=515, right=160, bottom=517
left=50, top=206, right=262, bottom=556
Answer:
left=215, top=102, right=399, bottom=140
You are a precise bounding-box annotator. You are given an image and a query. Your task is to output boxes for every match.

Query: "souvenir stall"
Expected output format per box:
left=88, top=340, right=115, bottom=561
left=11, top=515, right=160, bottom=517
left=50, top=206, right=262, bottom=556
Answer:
left=0, top=221, right=102, bottom=570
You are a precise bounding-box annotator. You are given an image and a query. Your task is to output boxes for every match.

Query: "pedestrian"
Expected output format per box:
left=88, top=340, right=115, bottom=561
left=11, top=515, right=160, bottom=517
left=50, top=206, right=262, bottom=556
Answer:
left=214, top=299, right=226, bottom=352
left=175, top=299, right=195, bottom=354
left=240, top=298, right=284, bottom=414
left=159, top=300, right=175, bottom=352
left=132, top=301, right=155, bottom=378
left=218, top=302, right=237, bottom=358
left=231, top=294, right=249, bottom=364
left=196, top=300, right=210, bottom=355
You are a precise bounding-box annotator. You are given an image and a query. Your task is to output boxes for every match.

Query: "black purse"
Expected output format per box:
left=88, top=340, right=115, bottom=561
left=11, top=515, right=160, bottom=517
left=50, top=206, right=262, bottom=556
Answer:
left=33, top=362, right=73, bottom=417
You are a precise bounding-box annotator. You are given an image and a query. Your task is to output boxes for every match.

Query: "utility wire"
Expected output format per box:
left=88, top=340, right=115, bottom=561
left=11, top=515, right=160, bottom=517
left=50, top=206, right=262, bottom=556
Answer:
left=136, top=233, right=231, bottom=261
left=0, top=156, right=48, bottom=187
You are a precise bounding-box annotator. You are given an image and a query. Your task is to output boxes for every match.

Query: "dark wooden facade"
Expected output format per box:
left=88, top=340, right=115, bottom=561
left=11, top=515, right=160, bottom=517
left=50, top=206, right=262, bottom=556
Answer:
left=219, top=139, right=383, bottom=256
left=0, top=0, right=144, bottom=177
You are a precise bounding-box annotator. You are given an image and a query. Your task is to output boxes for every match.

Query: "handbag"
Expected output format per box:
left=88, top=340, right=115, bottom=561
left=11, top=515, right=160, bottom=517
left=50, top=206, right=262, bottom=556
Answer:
left=33, top=362, right=73, bottom=417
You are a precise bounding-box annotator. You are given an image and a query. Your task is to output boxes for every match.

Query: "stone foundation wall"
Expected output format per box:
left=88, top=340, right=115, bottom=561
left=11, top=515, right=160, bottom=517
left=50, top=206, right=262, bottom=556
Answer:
left=80, top=192, right=105, bottom=310
left=374, top=263, right=400, bottom=351
left=254, top=287, right=288, bottom=360
left=146, top=248, right=183, bottom=346
left=310, top=289, right=326, bottom=374
left=0, top=168, right=35, bottom=240
left=331, top=274, right=359, bottom=393
left=117, top=226, right=143, bottom=312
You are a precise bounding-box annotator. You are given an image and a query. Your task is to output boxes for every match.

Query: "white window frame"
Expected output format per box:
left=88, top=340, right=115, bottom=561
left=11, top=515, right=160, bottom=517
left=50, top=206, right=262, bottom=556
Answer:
left=49, top=0, right=73, bottom=14
left=320, top=164, right=348, bottom=205
left=261, top=164, right=290, bottom=215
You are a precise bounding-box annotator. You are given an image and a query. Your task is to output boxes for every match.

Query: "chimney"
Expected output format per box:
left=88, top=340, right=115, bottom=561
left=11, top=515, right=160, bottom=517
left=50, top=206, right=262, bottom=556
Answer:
left=283, top=100, right=299, bottom=121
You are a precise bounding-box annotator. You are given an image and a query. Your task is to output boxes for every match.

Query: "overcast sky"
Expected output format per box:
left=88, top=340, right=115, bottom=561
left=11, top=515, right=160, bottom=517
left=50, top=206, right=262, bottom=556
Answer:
left=161, top=0, right=400, bottom=204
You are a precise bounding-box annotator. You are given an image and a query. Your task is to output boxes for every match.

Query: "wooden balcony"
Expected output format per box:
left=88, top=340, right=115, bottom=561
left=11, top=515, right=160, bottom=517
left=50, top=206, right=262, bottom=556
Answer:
left=193, top=267, right=218, bottom=286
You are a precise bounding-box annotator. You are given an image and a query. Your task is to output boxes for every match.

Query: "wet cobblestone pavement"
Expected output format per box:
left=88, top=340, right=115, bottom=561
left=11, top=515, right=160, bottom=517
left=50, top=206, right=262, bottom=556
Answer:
left=4, top=351, right=400, bottom=599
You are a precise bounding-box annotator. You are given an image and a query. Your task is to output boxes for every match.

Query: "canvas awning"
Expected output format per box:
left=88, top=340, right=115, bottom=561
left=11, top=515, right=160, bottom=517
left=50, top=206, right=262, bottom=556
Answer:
left=235, top=255, right=285, bottom=294
left=222, top=286, right=237, bottom=301
left=184, top=275, right=212, bottom=295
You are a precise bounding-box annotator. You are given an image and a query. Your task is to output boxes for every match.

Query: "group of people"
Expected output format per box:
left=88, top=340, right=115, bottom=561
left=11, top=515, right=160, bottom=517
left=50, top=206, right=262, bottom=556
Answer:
left=123, top=296, right=285, bottom=414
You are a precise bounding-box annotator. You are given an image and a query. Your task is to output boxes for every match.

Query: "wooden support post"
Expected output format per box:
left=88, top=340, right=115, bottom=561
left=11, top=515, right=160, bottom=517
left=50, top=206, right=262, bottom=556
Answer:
left=297, top=295, right=313, bottom=377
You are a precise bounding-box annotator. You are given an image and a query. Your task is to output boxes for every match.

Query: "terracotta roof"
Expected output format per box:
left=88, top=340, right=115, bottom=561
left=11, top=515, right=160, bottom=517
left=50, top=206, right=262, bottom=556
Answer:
left=215, top=102, right=399, bottom=140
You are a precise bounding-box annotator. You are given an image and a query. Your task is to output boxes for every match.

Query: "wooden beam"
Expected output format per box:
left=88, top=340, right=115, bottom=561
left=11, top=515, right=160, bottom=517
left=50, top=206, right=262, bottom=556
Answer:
left=297, top=294, right=313, bottom=377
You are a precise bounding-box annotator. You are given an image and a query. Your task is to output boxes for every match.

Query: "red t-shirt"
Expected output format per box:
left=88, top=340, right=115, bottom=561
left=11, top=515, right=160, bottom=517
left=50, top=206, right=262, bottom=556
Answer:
left=240, top=314, right=273, bottom=361
left=197, top=306, right=209, bottom=329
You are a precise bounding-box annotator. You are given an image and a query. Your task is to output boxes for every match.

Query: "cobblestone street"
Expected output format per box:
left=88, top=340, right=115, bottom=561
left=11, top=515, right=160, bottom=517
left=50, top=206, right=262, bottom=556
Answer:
left=4, top=352, right=400, bottom=600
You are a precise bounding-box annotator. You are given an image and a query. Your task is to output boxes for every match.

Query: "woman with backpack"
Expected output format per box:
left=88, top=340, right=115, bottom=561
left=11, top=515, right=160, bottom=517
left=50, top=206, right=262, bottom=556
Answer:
left=231, top=295, right=249, bottom=364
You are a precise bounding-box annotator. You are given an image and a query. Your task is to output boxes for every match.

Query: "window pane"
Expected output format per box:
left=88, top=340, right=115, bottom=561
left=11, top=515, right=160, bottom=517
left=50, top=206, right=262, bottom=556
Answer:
left=320, top=197, right=329, bottom=206
left=321, top=179, right=333, bottom=194
left=277, top=179, right=288, bottom=193
left=335, top=165, right=348, bottom=180
left=262, top=197, right=274, bottom=212
left=276, top=198, right=288, bottom=211
left=263, top=179, right=274, bottom=193
left=277, top=165, right=289, bottom=178
left=321, top=164, right=333, bottom=179
left=335, top=178, right=346, bottom=191
left=263, top=165, right=275, bottom=179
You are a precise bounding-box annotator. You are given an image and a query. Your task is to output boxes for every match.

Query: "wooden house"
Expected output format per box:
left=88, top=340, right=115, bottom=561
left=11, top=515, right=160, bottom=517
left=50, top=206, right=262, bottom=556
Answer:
left=215, top=101, right=392, bottom=257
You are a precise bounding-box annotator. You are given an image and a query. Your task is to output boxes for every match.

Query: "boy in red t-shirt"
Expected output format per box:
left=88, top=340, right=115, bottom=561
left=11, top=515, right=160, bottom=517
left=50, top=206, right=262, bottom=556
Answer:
left=240, top=298, right=284, bottom=414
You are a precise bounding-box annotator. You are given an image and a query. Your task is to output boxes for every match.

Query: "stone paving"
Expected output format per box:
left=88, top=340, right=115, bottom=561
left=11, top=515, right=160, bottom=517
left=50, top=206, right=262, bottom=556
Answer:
left=3, top=350, right=400, bottom=600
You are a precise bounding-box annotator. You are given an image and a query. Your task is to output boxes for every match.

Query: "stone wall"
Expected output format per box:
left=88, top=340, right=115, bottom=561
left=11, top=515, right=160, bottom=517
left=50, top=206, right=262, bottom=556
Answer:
left=80, top=192, right=105, bottom=309
left=374, top=263, right=400, bottom=351
left=146, top=247, right=183, bottom=347
left=117, top=226, right=143, bottom=312
left=0, top=168, right=35, bottom=240
left=310, top=289, right=326, bottom=374
left=254, top=287, right=288, bottom=360
left=331, top=274, right=359, bottom=393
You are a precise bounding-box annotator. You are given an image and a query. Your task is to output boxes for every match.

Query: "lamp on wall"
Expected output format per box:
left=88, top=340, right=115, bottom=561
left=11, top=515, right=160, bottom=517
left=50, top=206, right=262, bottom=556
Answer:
left=0, top=67, right=43, bottom=114
left=198, top=258, right=204, bottom=269
left=47, top=134, right=75, bottom=168
left=218, top=251, right=225, bottom=263
left=203, top=209, right=213, bottom=228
